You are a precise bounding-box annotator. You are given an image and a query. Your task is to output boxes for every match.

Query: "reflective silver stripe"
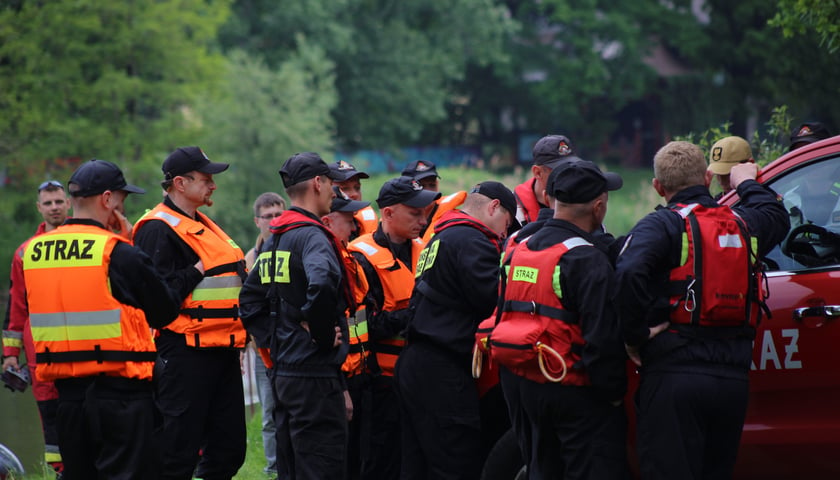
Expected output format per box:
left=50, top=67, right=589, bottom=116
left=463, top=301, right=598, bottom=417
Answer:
left=562, top=237, right=593, bottom=250
left=154, top=210, right=182, bottom=227
left=195, top=276, right=243, bottom=290
left=353, top=241, right=379, bottom=256
left=2, top=330, right=23, bottom=340
left=30, top=309, right=121, bottom=328
left=675, top=203, right=699, bottom=218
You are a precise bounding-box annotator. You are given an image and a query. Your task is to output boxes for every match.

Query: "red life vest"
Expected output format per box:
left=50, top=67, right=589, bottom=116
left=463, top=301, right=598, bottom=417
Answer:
left=489, top=237, right=591, bottom=385
left=514, top=178, right=542, bottom=225
left=668, top=203, right=766, bottom=328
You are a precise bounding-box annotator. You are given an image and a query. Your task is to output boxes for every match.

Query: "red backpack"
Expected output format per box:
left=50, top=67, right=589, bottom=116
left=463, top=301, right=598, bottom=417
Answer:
left=668, top=203, right=768, bottom=328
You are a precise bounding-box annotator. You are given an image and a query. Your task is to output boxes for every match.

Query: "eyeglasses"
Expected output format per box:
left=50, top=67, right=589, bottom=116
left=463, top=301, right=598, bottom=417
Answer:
left=258, top=212, right=282, bottom=220
left=38, top=180, right=63, bottom=191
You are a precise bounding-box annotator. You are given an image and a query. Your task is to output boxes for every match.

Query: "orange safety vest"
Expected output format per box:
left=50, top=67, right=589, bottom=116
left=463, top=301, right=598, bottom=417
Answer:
left=341, top=248, right=371, bottom=377
left=513, top=178, right=542, bottom=225
left=23, top=224, right=157, bottom=382
left=354, top=205, right=379, bottom=237
left=135, top=204, right=246, bottom=348
left=421, top=191, right=467, bottom=244
left=348, top=233, right=425, bottom=376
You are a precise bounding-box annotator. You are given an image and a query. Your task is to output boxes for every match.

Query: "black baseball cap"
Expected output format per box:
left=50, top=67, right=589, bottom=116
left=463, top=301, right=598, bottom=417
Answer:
left=162, top=146, right=229, bottom=179
left=548, top=160, right=622, bottom=204
left=279, top=152, right=343, bottom=188
left=789, top=122, right=832, bottom=151
left=401, top=160, right=439, bottom=181
left=68, top=159, right=145, bottom=198
left=331, top=187, right=370, bottom=213
left=377, top=176, right=441, bottom=208
left=470, top=181, right=517, bottom=219
left=532, top=135, right=581, bottom=168
left=330, top=160, right=370, bottom=182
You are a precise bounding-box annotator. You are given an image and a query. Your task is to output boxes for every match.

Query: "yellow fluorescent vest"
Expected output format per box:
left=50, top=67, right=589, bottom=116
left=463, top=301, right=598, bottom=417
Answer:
left=135, top=204, right=246, bottom=348
left=23, top=224, right=156, bottom=382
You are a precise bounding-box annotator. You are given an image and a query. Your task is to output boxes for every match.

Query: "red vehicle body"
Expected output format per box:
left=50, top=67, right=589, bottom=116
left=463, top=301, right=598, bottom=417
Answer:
left=479, top=135, right=840, bottom=479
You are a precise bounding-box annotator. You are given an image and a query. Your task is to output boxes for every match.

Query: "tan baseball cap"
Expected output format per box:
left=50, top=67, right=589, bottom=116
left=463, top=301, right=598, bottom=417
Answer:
left=708, top=136, right=753, bottom=175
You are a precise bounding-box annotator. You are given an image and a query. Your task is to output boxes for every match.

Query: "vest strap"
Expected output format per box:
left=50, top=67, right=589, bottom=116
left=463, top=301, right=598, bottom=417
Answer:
left=181, top=306, right=240, bottom=321
left=501, top=300, right=580, bottom=324
left=37, top=348, right=156, bottom=365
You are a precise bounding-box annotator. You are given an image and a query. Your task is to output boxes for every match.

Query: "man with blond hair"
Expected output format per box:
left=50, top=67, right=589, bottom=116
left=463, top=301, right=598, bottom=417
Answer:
left=615, top=141, right=788, bottom=479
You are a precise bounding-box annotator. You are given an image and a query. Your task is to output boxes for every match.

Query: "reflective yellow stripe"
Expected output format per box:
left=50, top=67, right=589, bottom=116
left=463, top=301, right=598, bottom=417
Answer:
left=2, top=337, right=23, bottom=349
left=191, top=276, right=243, bottom=301
left=30, top=309, right=122, bottom=342
left=680, top=232, right=689, bottom=265
left=349, top=319, right=369, bottom=338
left=552, top=265, right=562, bottom=298
left=257, top=250, right=291, bottom=284
left=24, top=233, right=107, bottom=269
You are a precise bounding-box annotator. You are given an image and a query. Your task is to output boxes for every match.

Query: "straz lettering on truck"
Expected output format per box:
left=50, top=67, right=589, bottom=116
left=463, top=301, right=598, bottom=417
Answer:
left=751, top=328, right=802, bottom=371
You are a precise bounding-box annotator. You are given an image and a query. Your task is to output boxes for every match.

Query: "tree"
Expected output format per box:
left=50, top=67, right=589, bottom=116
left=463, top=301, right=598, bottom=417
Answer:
left=771, top=0, right=840, bottom=53
left=195, top=40, right=338, bottom=247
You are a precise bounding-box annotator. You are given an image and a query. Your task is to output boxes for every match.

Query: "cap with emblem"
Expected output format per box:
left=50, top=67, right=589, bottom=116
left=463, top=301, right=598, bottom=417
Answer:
left=469, top=181, right=517, bottom=218
left=377, top=176, right=441, bottom=208
left=532, top=134, right=582, bottom=168
left=330, top=160, right=370, bottom=182
left=331, top=186, right=370, bottom=213
left=279, top=152, right=343, bottom=188
left=548, top=160, right=622, bottom=204
left=708, top=136, right=753, bottom=175
left=68, top=159, right=146, bottom=198
left=401, top=160, right=440, bottom=181
left=789, top=122, right=832, bottom=151
left=162, top=146, right=229, bottom=180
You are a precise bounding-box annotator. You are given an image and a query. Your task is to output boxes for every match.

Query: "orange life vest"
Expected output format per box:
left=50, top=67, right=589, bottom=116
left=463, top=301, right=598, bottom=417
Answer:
left=421, top=191, right=467, bottom=243
left=341, top=247, right=371, bottom=377
left=348, top=233, right=425, bottom=376
left=23, top=224, right=157, bottom=382
left=354, top=205, right=379, bottom=237
left=135, top=204, right=246, bottom=348
left=514, top=178, right=542, bottom=225
left=490, top=237, right=591, bottom=385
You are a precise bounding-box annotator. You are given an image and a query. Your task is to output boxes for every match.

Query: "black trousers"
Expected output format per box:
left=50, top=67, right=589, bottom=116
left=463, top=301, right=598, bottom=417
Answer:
left=55, top=377, right=158, bottom=480
left=499, top=366, right=531, bottom=468
left=273, top=373, right=348, bottom=480
left=396, top=342, right=483, bottom=480
left=155, top=342, right=246, bottom=480
left=519, top=380, right=629, bottom=480
left=636, top=371, right=748, bottom=480
left=360, top=374, right=401, bottom=480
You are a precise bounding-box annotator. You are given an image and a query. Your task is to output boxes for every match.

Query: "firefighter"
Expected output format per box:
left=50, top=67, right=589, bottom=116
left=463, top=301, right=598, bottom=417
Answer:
left=133, top=147, right=247, bottom=480
left=513, top=135, right=581, bottom=226
left=347, top=176, right=440, bottom=479
left=397, top=181, right=515, bottom=480
left=330, top=160, right=378, bottom=237
left=494, top=161, right=628, bottom=479
left=239, top=152, right=351, bottom=480
left=3, top=180, right=69, bottom=478
left=615, top=141, right=789, bottom=479
left=23, top=159, right=179, bottom=479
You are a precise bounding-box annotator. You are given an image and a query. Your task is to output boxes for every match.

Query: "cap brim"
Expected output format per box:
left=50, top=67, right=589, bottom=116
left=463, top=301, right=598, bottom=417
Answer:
left=541, top=155, right=584, bottom=170
left=604, top=172, right=623, bottom=191
left=197, top=162, right=230, bottom=174
left=335, top=171, right=370, bottom=182
left=413, top=171, right=439, bottom=181
left=334, top=199, right=371, bottom=213
left=403, top=189, right=441, bottom=208
left=707, top=161, right=737, bottom=175
left=325, top=169, right=344, bottom=181
left=121, top=184, right=146, bottom=195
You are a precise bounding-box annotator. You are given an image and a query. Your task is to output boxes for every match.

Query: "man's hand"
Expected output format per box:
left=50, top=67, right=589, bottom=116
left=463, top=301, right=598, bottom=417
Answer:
left=729, top=162, right=759, bottom=190
left=111, top=210, right=133, bottom=240
left=194, top=260, right=205, bottom=275
left=333, top=325, right=343, bottom=347
left=344, top=389, right=353, bottom=421
left=625, top=321, right=670, bottom=367
left=2, top=356, right=18, bottom=371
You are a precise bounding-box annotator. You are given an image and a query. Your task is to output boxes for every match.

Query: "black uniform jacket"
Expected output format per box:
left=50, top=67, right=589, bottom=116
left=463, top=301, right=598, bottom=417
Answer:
left=615, top=180, right=789, bottom=377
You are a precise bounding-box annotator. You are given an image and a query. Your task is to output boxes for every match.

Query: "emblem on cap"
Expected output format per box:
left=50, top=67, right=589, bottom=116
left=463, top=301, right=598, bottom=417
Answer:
left=711, top=147, right=722, bottom=161
left=338, top=160, right=354, bottom=171
left=200, top=148, right=209, bottom=160
left=415, top=161, right=431, bottom=172
left=557, top=141, right=571, bottom=156
left=796, top=126, right=813, bottom=137
left=411, top=180, right=423, bottom=191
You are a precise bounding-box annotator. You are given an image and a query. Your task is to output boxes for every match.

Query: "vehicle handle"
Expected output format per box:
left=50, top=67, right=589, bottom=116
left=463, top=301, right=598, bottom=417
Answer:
left=793, top=305, right=840, bottom=325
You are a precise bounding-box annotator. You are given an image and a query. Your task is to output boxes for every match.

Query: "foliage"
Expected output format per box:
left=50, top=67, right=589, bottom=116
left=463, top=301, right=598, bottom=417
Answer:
left=218, top=0, right=516, bottom=149
left=770, top=0, right=840, bottom=53
left=194, top=41, right=338, bottom=249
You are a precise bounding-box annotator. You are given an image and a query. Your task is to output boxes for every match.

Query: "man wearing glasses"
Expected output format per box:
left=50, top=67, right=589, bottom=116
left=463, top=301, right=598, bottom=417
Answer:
left=2, top=179, right=70, bottom=478
left=133, top=147, right=247, bottom=480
